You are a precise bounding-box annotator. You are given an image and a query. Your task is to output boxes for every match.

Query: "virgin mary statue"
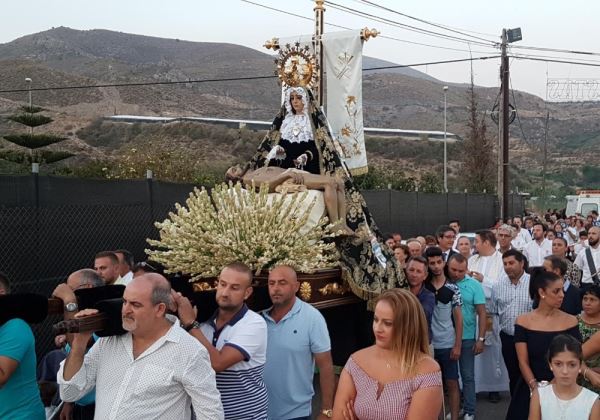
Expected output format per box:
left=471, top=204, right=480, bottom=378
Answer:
left=247, top=85, right=405, bottom=299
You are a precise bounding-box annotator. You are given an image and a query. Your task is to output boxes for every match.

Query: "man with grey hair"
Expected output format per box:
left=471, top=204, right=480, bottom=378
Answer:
left=51, top=269, right=105, bottom=321
left=58, top=274, right=224, bottom=419
left=46, top=269, right=105, bottom=418
left=496, top=224, right=515, bottom=254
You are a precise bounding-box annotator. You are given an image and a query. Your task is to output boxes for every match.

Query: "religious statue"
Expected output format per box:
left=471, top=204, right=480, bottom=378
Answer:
left=245, top=83, right=405, bottom=298
left=225, top=165, right=353, bottom=235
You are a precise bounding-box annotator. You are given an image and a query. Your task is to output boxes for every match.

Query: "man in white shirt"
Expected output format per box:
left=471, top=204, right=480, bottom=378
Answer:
left=58, top=274, right=224, bottom=420
left=511, top=216, right=531, bottom=251
left=523, top=222, right=552, bottom=267
left=114, top=249, right=134, bottom=285
left=575, top=230, right=590, bottom=256
left=496, top=224, right=515, bottom=254
left=575, top=226, right=600, bottom=287
left=93, top=251, right=121, bottom=285
left=468, top=230, right=509, bottom=401
left=490, top=250, right=531, bottom=396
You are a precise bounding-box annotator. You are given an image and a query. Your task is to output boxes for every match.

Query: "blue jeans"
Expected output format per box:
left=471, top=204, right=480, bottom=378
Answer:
left=459, top=339, right=476, bottom=415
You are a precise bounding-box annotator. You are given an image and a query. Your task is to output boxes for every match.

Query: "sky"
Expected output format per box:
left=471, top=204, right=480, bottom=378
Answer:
left=3, top=0, right=600, bottom=100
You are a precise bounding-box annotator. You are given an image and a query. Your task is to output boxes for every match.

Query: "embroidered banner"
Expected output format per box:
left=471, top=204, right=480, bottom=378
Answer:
left=322, top=30, right=367, bottom=175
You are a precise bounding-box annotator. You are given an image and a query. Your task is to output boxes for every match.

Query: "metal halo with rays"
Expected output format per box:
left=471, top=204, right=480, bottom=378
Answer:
left=275, top=42, right=319, bottom=88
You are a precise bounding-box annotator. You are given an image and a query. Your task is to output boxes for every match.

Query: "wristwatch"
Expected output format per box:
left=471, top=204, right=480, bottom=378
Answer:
left=64, top=302, right=78, bottom=313
left=478, top=336, right=486, bottom=343
left=321, top=409, right=333, bottom=418
left=184, top=320, right=201, bottom=332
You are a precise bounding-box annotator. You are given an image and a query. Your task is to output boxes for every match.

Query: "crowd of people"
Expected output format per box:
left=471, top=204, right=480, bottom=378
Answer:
left=382, top=211, right=600, bottom=419
left=3, top=209, right=600, bottom=420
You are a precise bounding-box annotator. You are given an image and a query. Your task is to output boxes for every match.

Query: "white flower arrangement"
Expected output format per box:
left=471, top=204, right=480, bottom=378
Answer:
left=146, top=182, right=339, bottom=280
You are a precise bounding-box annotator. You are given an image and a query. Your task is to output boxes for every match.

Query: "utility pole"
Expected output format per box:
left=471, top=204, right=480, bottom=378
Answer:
left=498, top=29, right=510, bottom=219
left=314, top=0, right=325, bottom=107
left=541, top=110, right=549, bottom=206
left=443, top=86, right=448, bottom=193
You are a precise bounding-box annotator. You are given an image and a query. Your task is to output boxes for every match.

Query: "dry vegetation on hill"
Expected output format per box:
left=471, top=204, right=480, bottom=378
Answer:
left=1, top=27, right=599, bottom=193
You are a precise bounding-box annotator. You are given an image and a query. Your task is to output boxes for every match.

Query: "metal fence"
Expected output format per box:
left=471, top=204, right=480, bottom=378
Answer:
left=0, top=175, right=524, bottom=355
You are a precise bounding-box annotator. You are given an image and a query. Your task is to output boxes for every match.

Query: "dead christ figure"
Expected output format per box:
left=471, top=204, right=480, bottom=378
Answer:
left=226, top=165, right=353, bottom=235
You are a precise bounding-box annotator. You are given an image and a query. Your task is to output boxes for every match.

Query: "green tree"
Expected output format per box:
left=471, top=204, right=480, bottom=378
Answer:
left=461, top=71, right=495, bottom=192
left=2, top=105, right=73, bottom=166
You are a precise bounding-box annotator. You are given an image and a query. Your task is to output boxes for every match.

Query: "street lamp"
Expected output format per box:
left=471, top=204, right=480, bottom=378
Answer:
left=443, top=85, right=448, bottom=193
left=25, top=77, right=32, bottom=109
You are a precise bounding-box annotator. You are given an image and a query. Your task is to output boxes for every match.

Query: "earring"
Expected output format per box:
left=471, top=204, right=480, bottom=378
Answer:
left=541, top=295, right=546, bottom=299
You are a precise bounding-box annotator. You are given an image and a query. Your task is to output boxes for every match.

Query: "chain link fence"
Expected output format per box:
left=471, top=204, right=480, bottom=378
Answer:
left=0, top=175, right=524, bottom=356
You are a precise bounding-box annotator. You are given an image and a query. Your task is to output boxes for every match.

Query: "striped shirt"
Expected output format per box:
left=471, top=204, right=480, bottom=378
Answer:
left=200, top=305, right=268, bottom=419
left=490, top=272, right=532, bottom=336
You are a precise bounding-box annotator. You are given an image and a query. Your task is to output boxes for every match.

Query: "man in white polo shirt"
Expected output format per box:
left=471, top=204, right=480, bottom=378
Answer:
left=262, top=265, right=335, bottom=420
left=523, top=222, right=552, bottom=267
left=176, top=262, right=268, bottom=419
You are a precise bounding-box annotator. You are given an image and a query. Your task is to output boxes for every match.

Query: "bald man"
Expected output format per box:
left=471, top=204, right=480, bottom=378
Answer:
left=262, top=265, right=335, bottom=420
left=58, top=274, right=224, bottom=419
left=575, top=226, right=600, bottom=287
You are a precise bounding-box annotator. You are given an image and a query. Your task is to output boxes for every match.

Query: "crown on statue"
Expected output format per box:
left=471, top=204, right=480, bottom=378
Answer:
left=275, top=42, right=318, bottom=89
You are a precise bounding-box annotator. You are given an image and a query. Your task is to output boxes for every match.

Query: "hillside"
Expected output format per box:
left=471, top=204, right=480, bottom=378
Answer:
left=0, top=27, right=599, bottom=192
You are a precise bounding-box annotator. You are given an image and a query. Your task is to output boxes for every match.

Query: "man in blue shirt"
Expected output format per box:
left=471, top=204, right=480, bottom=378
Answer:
left=406, top=256, right=435, bottom=342
left=447, top=254, right=487, bottom=420
left=262, top=265, right=335, bottom=420
left=0, top=274, right=45, bottom=420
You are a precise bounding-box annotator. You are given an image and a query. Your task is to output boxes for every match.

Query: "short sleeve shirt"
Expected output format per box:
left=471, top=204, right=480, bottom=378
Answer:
left=455, top=276, right=486, bottom=340
left=425, top=281, right=463, bottom=349
left=0, top=318, right=45, bottom=420
left=199, top=305, right=268, bottom=419
left=262, top=298, right=331, bottom=420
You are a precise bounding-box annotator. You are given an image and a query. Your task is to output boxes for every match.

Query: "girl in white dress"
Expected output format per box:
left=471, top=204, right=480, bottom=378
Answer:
left=529, top=334, right=600, bottom=420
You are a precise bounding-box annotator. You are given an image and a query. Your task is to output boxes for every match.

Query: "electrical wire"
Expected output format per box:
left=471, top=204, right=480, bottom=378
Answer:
left=509, top=74, right=535, bottom=148
left=0, top=56, right=501, bottom=94
left=511, top=44, right=600, bottom=58
left=324, top=1, right=496, bottom=48
left=355, top=0, right=498, bottom=43
left=242, top=0, right=498, bottom=54
left=240, top=0, right=351, bottom=30
left=511, top=55, right=600, bottom=68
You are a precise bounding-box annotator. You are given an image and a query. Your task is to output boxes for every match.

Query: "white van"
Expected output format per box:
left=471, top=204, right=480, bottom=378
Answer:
left=574, top=190, right=600, bottom=216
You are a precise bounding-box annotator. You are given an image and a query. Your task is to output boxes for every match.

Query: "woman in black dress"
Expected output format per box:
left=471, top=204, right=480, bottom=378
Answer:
left=506, top=268, right=581, bottom=420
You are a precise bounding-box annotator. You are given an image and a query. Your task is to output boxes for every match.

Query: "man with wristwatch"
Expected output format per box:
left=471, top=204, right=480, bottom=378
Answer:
left=50, top=269, right=104, bottom=420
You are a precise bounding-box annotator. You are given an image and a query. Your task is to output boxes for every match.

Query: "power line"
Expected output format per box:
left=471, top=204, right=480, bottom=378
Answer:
left=508, top=48, right=600, bottom=65
left=355, top=0, right=498, bottom=43
left=324, top=1, right=495, bottom=48
left=511, top=44, right=600, bottom=58
left=0, top=56, right=500, bottom=94
left=240, top=0, right=351, bottom=30
left=511, top=55, right=600, bottom=68
left=241, top=0, right=498, bottom=54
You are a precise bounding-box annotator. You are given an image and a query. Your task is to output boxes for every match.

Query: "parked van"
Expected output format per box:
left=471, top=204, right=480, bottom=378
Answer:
left=571, top=190, right=600, bottom=216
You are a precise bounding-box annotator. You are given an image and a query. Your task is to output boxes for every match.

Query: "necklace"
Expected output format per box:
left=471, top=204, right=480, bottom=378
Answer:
left=292, top=125, right=301, bottom=137
left=555, top=395, right=573, bottom=420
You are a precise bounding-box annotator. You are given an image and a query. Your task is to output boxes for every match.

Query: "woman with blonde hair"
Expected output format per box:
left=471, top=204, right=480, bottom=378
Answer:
left=332, top=289, right=442, bottom=420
